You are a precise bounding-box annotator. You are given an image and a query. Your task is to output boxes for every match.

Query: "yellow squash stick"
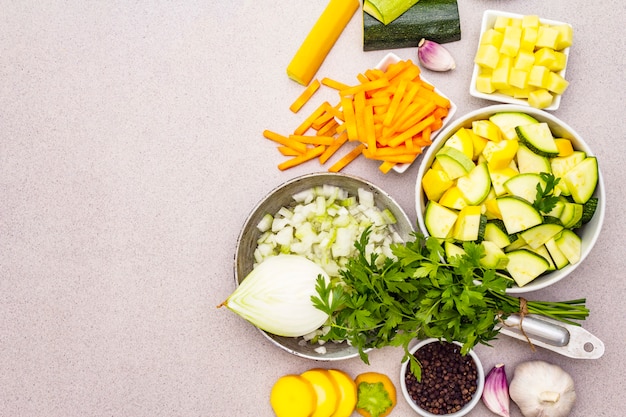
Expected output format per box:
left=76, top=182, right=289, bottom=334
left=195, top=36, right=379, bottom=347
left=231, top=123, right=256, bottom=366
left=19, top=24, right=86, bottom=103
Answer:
left=286, top=0, right=360, bottom=86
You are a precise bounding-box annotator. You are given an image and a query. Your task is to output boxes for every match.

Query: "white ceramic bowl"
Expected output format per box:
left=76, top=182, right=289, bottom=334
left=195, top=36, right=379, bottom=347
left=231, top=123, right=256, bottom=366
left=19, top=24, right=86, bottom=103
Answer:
left=400, top=338, right=485, bottom=417
left=376, top=53, right=457, bottom=173
left=469, top=10, right=572, bottom=111
left=415, top=104, right=605, bottom=294
left=234, top=172, right=414, bottom=360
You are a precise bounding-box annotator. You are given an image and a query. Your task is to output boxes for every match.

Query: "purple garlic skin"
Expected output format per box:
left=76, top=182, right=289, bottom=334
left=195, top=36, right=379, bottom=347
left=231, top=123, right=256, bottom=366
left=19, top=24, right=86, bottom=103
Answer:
left=417, top=38, right=456, bottom=72
left=482, top=363, right=511, bottom=417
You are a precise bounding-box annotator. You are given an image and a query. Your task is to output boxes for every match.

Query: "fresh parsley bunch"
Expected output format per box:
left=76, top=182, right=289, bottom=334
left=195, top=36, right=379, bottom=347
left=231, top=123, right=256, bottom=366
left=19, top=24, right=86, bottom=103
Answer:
left=312, top=227, right=589, bottom=378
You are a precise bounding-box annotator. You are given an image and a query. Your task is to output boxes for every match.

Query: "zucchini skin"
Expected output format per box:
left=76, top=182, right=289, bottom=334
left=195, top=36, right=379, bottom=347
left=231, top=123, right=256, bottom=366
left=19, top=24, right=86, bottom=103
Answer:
left=363, top=0, right=461, bottom=51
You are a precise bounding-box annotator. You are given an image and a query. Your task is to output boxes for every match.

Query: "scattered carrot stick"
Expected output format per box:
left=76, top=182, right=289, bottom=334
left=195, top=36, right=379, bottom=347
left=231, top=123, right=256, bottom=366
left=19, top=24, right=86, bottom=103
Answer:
left=293, top=102, right=327, bottom=135
left=289, top=79, right=321, bottom=113
left=290, top=135, right=335, bottom=146
left=378, top=160, right=396, bottom=174
left=278, top=146, right=325, bottom=171
left=263, top=129, right=308, bottom=153
left=278, top=146, right=302, bottom=156
left=328, top=144, right=365, bottom=172
left=319, top=131, right=348, bottom=164
left=321, top=77, right=349, bottom=91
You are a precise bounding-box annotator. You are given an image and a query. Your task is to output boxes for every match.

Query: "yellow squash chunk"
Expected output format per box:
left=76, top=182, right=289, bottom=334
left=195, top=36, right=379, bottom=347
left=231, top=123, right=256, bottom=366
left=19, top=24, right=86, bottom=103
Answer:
left=468, top=128, right=489, bottom=159
left=527, top=65, right=551, bottom=88
left=554, top=24, right=574, bottom=50
left=489, top=167, right=519, bottom=196
left=534, top=48, right=566, bottom=71
left=480, top=28, right=504, bottom=48
left=476, top=70, right=496, bottom=94
left=486, top=139, right=520, bottom=170
left=287, top=0, right=360, bottom=85
left=546, top=71, right=569, bottom=94
left=528, top=89, right=554, bottom=109
left=509, top=68, right=529, bottom=89
left=446, top=128, right=474, bottom=159
left=472, top=120, right=502, bottom=142
left=439, top=186, right=469, bottom=210
left=422, top=168, right=454, bottom=202
left=513, top=49, right=536, bottom=71
left=301, top=369, right=340, bottom=417
left=555, top=138, right=574, bottom=156
left=474, top=44, right=500, bottom=69
left=493, top=16, right=511, bottom=32
left=520, top=26, right=539, bottom=50
left=535, top=25, right=560, bottom=49
left=452, top=206, right=483, bottom=241
left=500, top=25, right=522, bottom=57
left=270, top=375, right=318, bottom=417
left=483, top=197, right=503, bottom=220
left=491, top=55, right=512, bottom=90
left=521, top=15, right=540, bottom=29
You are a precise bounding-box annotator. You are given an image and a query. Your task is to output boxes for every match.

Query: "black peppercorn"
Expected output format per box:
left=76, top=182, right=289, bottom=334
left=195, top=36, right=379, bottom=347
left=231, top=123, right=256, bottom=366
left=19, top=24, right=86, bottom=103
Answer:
left=405, top=341, right=479, bottom=415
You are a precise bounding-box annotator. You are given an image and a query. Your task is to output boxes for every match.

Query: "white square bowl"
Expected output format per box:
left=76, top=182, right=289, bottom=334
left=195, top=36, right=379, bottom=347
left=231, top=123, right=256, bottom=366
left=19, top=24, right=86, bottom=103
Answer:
left=376, top=53, right=457, bottom=173
left=469, top=10, right=572, bottom=111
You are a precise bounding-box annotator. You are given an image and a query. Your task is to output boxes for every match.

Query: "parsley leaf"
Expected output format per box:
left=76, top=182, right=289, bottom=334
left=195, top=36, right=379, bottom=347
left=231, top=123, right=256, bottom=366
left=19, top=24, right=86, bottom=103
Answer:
left=533, top=172, right=561, bottom=213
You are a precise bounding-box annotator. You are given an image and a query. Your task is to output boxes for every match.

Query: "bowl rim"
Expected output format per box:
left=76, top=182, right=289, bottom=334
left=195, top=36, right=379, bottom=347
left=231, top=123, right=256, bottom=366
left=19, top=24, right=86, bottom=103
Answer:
left=415, top=104, right=605, bottom=294
left=400, top=338, right=485, bottom=417
left=234, top=171, right=415, bottom=360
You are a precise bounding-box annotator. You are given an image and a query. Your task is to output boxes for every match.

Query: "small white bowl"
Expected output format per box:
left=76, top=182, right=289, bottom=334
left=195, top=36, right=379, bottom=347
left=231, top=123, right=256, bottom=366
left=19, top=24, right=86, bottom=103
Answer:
left=415, top=104, right=605, bottom=294
left=400, top=339, right=485, bottom=417
left=376, top=53, right=457, bottom=173
left=469, top=10, right=572, bottom=111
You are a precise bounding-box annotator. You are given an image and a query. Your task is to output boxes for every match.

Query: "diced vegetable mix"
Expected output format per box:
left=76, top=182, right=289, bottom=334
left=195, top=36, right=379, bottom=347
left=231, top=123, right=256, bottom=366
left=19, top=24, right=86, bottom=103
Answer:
left=254, top=185, right=403, bottom=278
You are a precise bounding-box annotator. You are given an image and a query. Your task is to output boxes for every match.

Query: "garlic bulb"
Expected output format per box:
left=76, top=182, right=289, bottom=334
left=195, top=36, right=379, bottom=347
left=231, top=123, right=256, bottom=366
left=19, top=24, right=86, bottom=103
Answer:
left=482, top=364, right=510, bottom=417
left=219, top=255, right=330, bottom=337
left=417, top=38, right=456, bottom=72
left=509, top=360, right=576, bottom=417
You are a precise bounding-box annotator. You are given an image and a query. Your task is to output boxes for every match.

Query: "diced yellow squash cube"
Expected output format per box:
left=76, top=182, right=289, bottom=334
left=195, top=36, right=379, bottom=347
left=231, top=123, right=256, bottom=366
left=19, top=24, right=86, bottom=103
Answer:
left=446, top=128, right=474, bottom=159
left=483, top=198, right=502, bottom=220
left=500, top=25, right=522, bottom=57
left=480, top=29, right=504, bottom=48
left=512, top=87, right=535, bottom=99
left=509, top=68, right=529, bottom=89
left=439, top=186, right=468, bottom=210
left=492, top=55, right=512, bottom=90
left=476, top=71, right=496, bottom=94
left=528, top=88, right=554, bottom=109
left=513, top=49, right=536, bottom=71
left=493, top=16, right=511, bottom=32
left=554, top=24, right=574, bottom=50
left=546, top=71, right=569, bottom=94
left=554, top=138, right=574, bottom=157
left=534, top=48, right=567, bottom=71
left=536, top=25, right=560, bottom=49
left=528, top=65, right=551, bottom=88
left=522, top=15, right=540, bottom=29
left=472, top=120, right=502, bottom=142
left=484, top=139, right=520, bottom=170
left=468, top=129, right=489, bottom=159
left=520, top=27, right=539, bottom=50
left=422, top=168, right=454, bottom=202
left=474, top=44, right=500, bottom=69
left=508, top=17, right=522, bottom=28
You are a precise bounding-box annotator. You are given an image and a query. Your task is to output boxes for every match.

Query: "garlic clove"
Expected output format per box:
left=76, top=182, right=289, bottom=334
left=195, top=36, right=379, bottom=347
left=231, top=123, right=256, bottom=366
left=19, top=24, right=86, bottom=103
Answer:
left=417, top=38, right=456, bottom=72
left=482, top=363, right=511, bottom=417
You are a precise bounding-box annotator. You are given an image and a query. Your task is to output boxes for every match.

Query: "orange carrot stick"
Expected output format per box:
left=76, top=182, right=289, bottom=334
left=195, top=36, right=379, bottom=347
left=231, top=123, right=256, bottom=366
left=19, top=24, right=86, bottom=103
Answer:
left=289, top=79, right=321, bottom=113
left=328, top=143, right=365, bottom=172
left=319, top=131, right=348, bottom=164
left=321, top=77, right=350, bottom=91
left=278, top=145, right=325, bottom=171
left=263, top=129, right=308, bottom=153
left=290, top=134, right=335, bottom=146
left=293, top=102, right=327, bottom=135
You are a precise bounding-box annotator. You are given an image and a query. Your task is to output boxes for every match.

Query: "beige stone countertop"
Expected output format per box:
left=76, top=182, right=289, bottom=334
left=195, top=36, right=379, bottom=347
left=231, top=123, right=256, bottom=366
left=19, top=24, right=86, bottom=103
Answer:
left=1, top=1, right=625, bottom=416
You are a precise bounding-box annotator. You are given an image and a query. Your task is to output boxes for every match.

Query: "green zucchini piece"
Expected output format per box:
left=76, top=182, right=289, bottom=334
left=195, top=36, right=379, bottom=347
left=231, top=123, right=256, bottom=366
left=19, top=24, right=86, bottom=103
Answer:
left=562, top=156, right=598, bottom=204
left=489, top=112, right=539, bottom=141
left=363, top=0, right=461, bottom=51
left=505, top=249, right=550, bottom=287
left=515, top=123, right=560, bottom=157
left=581, top=197, right=598, bottom=224
left=363, top=0, right=420, bottom=25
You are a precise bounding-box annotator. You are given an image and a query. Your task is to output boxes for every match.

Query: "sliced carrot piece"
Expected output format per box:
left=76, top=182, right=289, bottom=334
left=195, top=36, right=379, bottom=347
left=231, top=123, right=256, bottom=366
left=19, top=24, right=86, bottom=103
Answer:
left=378, top=160, right=396, bottom=174
left=293, top=102, right=327, bottom=135
left=263, top=130, right=308, bottom=153
left=277, top=146, right=303, bottom=156
left=321, top=77, right=349, bottom=91
left=290, top=134, right=335, bottom=146
left=278, top=146, right=325, bottom=171
left=289, top=79, right=321, bottom=113
left=328, top=144, right=365, bottom=172
left=319, top=131, right=348, bottom=164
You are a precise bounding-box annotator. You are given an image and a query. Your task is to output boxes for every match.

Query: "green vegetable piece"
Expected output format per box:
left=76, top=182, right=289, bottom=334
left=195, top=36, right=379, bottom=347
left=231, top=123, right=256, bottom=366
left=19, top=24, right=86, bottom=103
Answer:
left=356, top=381, right=394, bottom=417
left=363, top=0, right=420, bottom=25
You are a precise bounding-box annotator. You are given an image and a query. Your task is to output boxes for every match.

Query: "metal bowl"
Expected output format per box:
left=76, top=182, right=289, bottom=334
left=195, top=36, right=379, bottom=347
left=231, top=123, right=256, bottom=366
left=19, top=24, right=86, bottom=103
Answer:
left=415, top=104, right=605, bottom=294
left=234, top=172, right=415, bottom=360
